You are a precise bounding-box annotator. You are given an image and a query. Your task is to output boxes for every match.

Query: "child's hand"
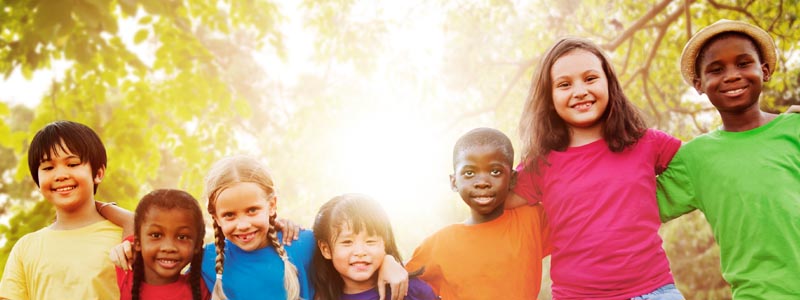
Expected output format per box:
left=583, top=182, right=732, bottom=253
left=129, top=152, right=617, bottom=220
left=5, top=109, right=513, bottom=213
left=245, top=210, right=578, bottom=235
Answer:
left=274, top=218, right=302, bottom=246
left=784, top=105, right=800, bottom=114
left=378, top=255, right=409, bottom=300
left=109, top=239, right=134, bottom=271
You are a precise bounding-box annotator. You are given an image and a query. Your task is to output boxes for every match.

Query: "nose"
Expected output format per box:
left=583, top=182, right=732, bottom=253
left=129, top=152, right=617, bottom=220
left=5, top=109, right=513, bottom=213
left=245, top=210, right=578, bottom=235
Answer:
left=572, top=82, right=588, bottom=98
left=160, top=238, right=178, bottom=252
left=353, top=242, right=367, bottom=256
left=53, top=166, right=69, bottom=181
left=723, top=68, right=742, bottom=82
left=235, top=219, right=251, bottom=231
left=473, top=175, right=491, bottom=189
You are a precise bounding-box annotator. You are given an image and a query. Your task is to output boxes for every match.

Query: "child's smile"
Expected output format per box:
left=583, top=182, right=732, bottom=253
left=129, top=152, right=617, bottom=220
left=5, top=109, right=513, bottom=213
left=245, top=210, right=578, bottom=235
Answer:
left=694, top=34, right=768, bottom=114
left=451, top=144, right=513, bottom=224
left=550, top=49, right=609, bottom=130
left=321, top=225, right=386, bottom=294
left=36, top=144, right=102, bottom=213
left=213, top=182, right=275, bottom=251
left=137, top=207, right=199, bottom=285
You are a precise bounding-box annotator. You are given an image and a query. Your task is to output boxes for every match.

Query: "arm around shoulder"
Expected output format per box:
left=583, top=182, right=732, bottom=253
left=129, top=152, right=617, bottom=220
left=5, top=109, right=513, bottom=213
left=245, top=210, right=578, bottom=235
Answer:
left=96, top=201, right=134, bottom=237
left=656, top=152, right=698, bottom=222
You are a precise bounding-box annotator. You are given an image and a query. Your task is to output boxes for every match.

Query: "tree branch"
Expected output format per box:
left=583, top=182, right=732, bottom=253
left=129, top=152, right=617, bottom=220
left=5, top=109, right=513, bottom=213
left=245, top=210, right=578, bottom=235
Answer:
left=445, top=57, right=538, bottom=131
left=601, top=0, right=675, bottom=51
left=707, top=0, right=757, bottom=21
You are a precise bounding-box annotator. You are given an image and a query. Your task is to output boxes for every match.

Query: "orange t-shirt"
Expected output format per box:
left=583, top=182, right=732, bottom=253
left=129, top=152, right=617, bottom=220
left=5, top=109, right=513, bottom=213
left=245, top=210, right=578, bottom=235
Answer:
left=405, top=205, right=550, bottom=300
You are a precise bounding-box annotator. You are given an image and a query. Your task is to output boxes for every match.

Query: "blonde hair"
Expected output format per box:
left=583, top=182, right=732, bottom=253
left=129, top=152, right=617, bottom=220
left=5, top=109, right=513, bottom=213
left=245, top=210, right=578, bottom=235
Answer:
left=204, top=155, right=301, bottom=300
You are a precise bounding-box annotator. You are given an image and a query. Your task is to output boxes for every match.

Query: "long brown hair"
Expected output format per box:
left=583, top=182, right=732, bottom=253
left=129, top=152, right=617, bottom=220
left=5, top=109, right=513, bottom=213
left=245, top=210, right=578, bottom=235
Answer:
left=519, top=37, right=646, bottom=173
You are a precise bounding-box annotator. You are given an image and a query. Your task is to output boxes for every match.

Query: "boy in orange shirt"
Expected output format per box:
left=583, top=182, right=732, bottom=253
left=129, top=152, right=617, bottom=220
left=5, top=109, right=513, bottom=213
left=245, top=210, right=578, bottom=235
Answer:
left=405, top=127, right=550, bottom=300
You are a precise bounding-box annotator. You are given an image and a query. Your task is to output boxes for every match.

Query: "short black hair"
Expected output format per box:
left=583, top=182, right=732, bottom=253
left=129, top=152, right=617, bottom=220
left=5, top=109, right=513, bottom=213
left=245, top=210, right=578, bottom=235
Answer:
left=695, top=32, right=764, bottom=79
left=27, top=120, right=107, bottom=194
left=452, top=127, right=514, bottom=168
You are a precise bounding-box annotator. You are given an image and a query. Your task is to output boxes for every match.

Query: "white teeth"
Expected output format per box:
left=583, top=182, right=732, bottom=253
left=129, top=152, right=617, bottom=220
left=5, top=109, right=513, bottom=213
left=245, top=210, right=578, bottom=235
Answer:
left=572, top=102, right=593, bottom=109
left=55, top=186, right=75, bottom=192
left=724, top=88, right=745, bottom=94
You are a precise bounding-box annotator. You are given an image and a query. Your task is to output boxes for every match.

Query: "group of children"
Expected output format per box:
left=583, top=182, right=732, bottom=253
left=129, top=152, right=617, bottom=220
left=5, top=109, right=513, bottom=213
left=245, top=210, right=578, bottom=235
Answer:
left=0, top=19, right=798, bottom=300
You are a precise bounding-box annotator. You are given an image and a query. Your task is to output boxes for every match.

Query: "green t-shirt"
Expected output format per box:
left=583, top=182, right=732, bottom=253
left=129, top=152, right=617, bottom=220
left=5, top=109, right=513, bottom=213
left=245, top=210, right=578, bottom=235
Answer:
left=657, top=113, right=800, bottom=299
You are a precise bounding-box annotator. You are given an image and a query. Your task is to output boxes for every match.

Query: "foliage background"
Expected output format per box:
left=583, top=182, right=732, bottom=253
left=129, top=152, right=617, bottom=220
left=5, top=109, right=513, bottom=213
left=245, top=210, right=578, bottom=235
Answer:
left=1, top=1, right=798, bottom=299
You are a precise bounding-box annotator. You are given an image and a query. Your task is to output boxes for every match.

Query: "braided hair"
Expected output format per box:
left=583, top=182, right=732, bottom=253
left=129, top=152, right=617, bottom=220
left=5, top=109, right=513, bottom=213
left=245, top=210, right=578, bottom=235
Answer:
left=205, top=155, right=301, bottom=300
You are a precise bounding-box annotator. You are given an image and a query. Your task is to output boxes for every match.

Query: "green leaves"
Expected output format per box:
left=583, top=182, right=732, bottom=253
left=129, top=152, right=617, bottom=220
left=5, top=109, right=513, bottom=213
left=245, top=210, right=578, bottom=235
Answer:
left=133, top=29, right=149, bottom=44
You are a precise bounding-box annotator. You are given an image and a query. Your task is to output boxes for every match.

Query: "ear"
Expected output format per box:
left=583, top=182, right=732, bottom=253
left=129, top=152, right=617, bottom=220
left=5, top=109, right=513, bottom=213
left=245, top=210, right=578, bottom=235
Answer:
left=509, top=170, right=518, bottom=190
left=318, top=241, right=332, bottom=259
left=761, top=62, right=771, bottom=82
left=449, top=174, right=457, bottom=192
left=133, top=238, right=142, bottom=252
left=693, top=78, right=704, bottom=95
left=94, top=166, right=105, bottom=184
left=268, top=195, right=277, bottom=217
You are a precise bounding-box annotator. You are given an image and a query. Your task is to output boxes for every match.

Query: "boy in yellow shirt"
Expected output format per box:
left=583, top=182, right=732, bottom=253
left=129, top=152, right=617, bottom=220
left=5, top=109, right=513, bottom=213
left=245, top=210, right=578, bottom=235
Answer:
left=0, top=121, right=126, bottom=300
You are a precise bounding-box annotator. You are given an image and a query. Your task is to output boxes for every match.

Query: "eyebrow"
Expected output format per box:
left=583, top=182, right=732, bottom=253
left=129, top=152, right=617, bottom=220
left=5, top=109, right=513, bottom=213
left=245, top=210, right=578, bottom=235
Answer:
left=39, top=154, right=81, bottom=163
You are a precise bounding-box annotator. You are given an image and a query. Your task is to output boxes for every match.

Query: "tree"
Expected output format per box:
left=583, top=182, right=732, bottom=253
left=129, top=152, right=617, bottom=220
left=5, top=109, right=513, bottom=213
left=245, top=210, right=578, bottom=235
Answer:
left=0, top=0, right=285, bottom=274
left=1, top=1, right=798, bottom=298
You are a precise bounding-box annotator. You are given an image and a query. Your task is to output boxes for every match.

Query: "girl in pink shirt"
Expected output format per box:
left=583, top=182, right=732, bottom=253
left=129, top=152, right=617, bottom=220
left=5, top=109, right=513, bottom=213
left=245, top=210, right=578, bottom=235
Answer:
left=116, top=189, right=210, bottom=300
left=508, top=37, right=684, bottom=300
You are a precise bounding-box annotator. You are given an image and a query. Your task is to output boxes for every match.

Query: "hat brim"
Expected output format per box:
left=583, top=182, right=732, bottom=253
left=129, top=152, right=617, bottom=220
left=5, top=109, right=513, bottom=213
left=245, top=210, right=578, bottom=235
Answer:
left=680, top=19, right=777, bottom=86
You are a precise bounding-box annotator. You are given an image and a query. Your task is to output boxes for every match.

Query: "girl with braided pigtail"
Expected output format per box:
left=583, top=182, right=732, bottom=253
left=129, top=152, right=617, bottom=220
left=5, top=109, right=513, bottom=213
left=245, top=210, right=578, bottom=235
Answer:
left=202, top=155, right=310, bottom=300
left=116, top=189, right=210, bottom=300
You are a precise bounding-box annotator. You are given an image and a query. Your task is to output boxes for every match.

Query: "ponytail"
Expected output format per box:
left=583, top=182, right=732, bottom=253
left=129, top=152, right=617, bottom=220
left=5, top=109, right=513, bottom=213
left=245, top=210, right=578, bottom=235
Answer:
left=268, top=213, right=301, bottom=300
left=211, top=222, right=229, bottom=300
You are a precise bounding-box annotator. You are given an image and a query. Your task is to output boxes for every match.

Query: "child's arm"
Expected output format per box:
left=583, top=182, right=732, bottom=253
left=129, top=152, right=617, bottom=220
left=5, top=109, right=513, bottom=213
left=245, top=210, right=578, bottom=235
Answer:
left=96, top=201, right=134, bottom=237
left=378, top=255, right=409, bottom=300
left=504, top=192, right=529, bottom=209
left=273, top=217, right=302, bottom=246
left=109, top=238, right=134, bottom=271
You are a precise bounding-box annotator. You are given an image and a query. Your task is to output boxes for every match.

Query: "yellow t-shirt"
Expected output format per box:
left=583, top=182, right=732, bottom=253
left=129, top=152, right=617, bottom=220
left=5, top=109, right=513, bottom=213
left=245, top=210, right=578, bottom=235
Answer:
left=0, top=220, right=122, bottom=300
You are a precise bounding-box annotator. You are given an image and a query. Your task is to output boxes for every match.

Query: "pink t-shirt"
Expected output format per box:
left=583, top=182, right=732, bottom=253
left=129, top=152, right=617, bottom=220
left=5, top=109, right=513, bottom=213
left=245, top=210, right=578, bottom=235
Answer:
left=514, top=129, right=680, bottom=299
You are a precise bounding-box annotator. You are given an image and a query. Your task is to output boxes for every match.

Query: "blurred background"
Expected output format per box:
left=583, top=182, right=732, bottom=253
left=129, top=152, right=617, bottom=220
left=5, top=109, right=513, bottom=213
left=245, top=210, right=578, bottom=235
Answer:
left=1, top=1, right=798, bottom=299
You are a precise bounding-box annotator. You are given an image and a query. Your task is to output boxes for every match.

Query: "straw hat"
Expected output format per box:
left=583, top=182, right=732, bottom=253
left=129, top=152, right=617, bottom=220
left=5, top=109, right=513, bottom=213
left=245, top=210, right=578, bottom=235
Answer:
left=679, top=19, right=777, bottom=86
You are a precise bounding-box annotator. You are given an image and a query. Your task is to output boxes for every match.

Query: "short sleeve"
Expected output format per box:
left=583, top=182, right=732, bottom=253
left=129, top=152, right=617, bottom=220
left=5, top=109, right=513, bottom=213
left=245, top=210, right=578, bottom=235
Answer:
left=648, top=129, right=682, bottom=175
left=405, top=238, right=437, bottom=293
left=0, top=240, right=30, bottom=300
left=656, top=148, right=698, bottom=222
left=513, top=163, right=542, bottom=205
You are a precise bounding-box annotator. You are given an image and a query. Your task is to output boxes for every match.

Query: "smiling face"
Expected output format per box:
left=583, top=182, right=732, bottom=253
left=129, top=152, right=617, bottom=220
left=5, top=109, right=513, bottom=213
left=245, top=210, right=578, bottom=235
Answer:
left=550, top=49, right=610, bottom=131
left=450, top=144, right=514, bottom=224
left=136, top=207, right=199, bottom=285
left=36, top=142, right=103, bottom=212
left=212, top=182, right=275, bottom=252
left=694, top=34, right=769, bottom=114
left=319, top=223, right=386, bottom=294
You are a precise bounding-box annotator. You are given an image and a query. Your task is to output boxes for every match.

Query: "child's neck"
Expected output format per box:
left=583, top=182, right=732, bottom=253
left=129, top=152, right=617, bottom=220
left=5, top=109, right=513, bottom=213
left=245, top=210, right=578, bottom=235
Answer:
left=466, top=206, right=505, bottom=225
left=569, top=123, right=603, bottom=147
left=51, top=199, right=106, bottom=230
left=720, top=108, right=778, bottom=132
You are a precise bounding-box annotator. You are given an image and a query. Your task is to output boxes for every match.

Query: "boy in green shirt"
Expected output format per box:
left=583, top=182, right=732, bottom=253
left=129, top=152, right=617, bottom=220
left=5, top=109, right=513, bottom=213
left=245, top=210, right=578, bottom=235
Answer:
left=657, top=19, right=800, bottom=299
